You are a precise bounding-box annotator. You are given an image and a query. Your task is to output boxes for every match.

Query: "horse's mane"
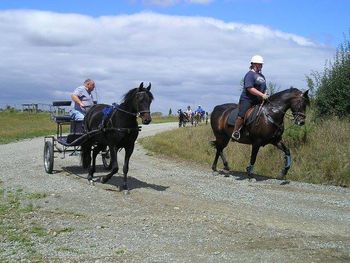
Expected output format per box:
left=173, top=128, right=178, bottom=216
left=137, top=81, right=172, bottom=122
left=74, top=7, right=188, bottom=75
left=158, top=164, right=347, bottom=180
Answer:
left=268, top=87, right=301, bottom=102
left=121, top=87, right=154, bottom=104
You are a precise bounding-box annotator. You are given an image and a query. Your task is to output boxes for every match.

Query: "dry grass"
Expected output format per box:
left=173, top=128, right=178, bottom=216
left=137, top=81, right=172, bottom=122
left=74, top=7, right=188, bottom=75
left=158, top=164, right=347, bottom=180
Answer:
left=140, top=117, right=350, bottom=187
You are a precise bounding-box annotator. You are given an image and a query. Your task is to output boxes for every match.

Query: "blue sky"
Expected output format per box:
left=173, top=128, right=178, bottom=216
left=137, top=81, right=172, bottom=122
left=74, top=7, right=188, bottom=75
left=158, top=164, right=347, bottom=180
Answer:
left=0, top=0, right=348, bottom=113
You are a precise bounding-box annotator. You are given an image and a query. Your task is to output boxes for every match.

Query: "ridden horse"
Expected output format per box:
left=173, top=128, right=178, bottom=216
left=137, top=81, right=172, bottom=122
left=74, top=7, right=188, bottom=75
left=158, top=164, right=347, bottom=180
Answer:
left=177, top=109, right=188, bottom=127
left=193, top=112, right=202, bottom=127
left=81, top=82, right=153, bottom=191
left=210, top=88, right=309, bottom=178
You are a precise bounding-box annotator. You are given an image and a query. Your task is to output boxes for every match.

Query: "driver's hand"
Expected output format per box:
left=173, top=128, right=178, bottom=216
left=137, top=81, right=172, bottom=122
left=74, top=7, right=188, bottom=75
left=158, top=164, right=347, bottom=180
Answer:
left=262, top=94, right=269, bottom=100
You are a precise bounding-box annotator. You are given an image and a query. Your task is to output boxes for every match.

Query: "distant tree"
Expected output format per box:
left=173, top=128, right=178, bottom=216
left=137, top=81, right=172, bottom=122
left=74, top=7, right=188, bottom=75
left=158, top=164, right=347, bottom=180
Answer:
left=308, top=31, right=350, bottom=118
left=168, top=108, right=172, bottom=116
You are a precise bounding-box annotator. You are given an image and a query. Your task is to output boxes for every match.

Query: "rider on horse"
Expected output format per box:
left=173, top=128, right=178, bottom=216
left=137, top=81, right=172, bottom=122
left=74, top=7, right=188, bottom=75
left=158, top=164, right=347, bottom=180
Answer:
left=185, top=105, right=193, bottom=120
left=232, top=55, right=269, bottom=140
left=195, top=105, right=205, bottom=118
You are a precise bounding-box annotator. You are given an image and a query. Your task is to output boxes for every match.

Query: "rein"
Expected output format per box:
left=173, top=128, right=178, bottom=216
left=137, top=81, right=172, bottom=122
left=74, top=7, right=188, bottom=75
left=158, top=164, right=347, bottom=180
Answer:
left=112, top=104, right=150, bottom=117
left=263, top=99, right=306, bottom=133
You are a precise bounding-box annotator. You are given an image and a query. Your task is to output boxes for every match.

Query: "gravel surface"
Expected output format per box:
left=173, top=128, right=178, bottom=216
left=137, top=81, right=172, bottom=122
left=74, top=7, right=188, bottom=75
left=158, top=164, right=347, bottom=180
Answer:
left=0, top=122, right=349, bottom=262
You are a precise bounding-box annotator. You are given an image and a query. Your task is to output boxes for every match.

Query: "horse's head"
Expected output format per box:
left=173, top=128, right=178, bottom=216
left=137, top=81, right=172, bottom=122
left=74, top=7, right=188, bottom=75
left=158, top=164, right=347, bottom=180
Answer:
left=134, top=82, right=153, bottom=125
left=290, top=89, right=310, bottom=126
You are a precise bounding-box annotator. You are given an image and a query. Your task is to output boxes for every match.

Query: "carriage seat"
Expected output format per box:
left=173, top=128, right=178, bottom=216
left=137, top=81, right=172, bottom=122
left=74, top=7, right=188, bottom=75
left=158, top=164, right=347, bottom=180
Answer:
left=53, top=115, right=72, bottom=122
left=51, top=101, right=72, bottom=123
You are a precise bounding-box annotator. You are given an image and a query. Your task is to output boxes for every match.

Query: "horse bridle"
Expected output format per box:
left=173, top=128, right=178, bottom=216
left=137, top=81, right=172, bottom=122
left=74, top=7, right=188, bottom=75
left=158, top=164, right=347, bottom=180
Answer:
left=113, top=91, right=151, bottom=117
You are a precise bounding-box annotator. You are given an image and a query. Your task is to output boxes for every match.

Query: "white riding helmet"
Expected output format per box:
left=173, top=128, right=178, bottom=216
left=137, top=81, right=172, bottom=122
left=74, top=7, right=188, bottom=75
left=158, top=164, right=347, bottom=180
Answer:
left=250, top=55, right=264, bottom=64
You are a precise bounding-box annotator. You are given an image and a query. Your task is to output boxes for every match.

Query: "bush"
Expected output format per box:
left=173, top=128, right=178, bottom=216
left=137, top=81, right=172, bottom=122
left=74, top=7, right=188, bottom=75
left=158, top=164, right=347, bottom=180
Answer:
left=308, top=31, right=350, bottom=118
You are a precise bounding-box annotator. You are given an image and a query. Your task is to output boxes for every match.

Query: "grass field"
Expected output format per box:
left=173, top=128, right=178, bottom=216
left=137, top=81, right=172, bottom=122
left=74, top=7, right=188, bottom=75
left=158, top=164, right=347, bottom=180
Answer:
left=0, top=111, right=58, bottom=144
left=140, top=114, right=350, bottom=187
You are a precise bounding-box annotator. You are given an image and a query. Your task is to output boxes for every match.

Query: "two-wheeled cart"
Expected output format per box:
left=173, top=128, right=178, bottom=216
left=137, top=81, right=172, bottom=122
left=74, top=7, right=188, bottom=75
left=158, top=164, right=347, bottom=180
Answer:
left=43, top=101, right=111, bottom=173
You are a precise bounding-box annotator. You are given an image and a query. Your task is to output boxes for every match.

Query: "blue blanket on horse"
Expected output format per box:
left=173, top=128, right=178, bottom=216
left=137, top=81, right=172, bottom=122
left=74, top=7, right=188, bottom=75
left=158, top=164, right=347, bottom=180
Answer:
left=100, top=104, right=119, bottom=128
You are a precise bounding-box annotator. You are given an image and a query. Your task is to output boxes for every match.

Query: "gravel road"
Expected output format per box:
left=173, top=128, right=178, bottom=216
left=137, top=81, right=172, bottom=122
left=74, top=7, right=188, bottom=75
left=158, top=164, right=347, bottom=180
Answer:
left=1, top=122, right=349, bottom=262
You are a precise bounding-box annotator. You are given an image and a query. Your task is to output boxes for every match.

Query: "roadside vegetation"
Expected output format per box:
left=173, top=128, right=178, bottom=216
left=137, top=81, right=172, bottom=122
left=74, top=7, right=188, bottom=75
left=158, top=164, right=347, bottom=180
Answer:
left=139, top=112, right=350, bottom=187
left=0, top=182, right=46, bottom=261
left=0, top=111, right=58, bottom=144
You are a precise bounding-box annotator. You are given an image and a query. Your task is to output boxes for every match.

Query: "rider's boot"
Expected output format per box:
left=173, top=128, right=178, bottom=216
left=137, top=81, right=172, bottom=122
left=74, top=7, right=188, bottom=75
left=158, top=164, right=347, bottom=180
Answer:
left=232, top=117, right=244, bottom=140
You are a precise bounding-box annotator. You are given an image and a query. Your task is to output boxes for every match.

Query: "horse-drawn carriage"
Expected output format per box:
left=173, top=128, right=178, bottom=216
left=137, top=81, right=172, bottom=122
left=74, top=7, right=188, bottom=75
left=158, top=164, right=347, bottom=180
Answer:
left=43, top=82, right=153, bottom=191
left=43, top=101, right=112, bottom=174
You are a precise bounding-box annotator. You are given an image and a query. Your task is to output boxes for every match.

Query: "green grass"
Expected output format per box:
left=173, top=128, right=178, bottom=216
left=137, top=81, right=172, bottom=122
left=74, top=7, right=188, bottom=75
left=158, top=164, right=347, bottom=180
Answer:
left=148, top=115, right=178, bottom=124
left=0, top=187, right=48, bottom=261
left=140, top=115, right=350, bottom=187
left=0, top=111, right=59, bottom=144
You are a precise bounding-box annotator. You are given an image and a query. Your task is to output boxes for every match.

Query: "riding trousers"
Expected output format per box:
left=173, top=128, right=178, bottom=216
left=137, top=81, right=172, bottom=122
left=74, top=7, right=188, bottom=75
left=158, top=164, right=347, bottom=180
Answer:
left=238, top=99, right=257, bottom=118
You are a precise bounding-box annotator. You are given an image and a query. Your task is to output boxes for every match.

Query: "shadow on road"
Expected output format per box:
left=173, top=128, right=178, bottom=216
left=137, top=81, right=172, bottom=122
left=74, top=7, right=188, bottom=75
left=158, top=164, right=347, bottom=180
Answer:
left=60, top=165, right=169, bottom=191
left=215, top=169, right=290, bottom=185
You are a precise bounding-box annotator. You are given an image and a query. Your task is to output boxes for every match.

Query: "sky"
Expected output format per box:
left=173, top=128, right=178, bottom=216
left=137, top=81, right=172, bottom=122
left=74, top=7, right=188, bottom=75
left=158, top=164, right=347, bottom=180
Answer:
left=0, top=0, right=348, bottom=113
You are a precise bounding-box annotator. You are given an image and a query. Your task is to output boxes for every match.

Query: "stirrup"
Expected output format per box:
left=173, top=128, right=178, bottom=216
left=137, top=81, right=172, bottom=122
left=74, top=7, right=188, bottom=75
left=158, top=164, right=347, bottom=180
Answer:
left=232, top=131, right=240, bottom=140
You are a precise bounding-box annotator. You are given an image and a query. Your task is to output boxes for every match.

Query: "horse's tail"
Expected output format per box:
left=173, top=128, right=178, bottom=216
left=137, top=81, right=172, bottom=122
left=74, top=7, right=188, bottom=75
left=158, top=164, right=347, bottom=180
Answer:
left=80, top=143, right=92, bottom=169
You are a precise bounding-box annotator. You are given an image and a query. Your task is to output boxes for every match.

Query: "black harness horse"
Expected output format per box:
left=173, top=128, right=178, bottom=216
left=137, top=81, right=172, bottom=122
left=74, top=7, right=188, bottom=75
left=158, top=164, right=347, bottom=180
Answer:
left=81, top=82, right=153, bottom=191
left=210, top=88, right=309, bottom=178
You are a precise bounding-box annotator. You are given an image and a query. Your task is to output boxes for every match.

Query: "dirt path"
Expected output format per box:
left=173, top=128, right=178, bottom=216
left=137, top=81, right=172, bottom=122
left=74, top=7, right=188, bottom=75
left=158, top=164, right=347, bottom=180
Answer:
left=0, top=122, right=349, bottom=262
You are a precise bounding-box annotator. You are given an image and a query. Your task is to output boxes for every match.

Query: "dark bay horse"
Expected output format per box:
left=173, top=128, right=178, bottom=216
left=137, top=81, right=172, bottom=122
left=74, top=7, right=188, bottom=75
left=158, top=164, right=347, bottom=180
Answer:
left=81, top=82, right=153, bottom=191
left=210, top=88, right=309, bottom=178
left=177, top=109, right=188, bottom=127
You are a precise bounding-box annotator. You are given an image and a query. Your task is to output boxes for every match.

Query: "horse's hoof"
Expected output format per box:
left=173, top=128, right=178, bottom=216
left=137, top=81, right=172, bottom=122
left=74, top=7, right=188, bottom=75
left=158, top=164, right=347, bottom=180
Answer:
left=100, top=177, right=107, bottom=184
left=280, top=180, right=290, bottom=185
left=124, top=189, right=130, bottom=195
left=278, top=170, right=287, bottom=179
left=89, top=180, right=95, bottom=186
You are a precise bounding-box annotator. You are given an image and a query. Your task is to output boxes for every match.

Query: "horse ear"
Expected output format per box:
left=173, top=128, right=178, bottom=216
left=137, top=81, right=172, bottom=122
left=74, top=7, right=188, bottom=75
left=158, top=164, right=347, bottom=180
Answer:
left=139, top=82, right=144, bottom=89
left=146, top=82, right=151, bottom=91
left=303, top=89, right=309, bottom=98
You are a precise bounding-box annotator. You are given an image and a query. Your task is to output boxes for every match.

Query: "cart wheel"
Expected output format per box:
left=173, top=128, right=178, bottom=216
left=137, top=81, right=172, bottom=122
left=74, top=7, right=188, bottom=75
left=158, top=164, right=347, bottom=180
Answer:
left=102, top=146, right=112, bottom=170
left=44, top=141, right=54, bottom=174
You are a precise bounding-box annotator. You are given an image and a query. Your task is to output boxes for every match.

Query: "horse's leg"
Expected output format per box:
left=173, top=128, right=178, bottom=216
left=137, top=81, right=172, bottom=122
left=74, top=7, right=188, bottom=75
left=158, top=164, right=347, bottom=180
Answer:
left=211, top=137, right=230, bottom=172
left=122, top=145, right=135, bottom=192
left=274, top=141, right=291, bottom=179
left=247, top=144, right=260, bottom=178
left=212, top=149, right=220, bottom=172
left=100, top=146, right=119, bottom=183
left=87, top=144, right=104, bottom=183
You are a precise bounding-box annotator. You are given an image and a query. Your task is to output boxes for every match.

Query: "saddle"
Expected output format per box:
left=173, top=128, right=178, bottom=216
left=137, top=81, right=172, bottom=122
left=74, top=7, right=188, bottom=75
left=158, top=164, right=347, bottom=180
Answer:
left=227, top=104, right=262, bottom=126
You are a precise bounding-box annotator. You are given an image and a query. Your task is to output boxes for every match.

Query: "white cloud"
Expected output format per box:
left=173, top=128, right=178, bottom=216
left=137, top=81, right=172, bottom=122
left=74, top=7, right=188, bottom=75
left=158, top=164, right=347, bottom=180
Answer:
left=140, top=0, right=213, bottom=6
left=0, top=10, right=333, bottom=113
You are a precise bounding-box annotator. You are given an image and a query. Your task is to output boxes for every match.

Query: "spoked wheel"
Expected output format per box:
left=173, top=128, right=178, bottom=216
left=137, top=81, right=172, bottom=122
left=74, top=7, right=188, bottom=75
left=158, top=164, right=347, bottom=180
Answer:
left=44, top=141, right=54, bottom=174
left=101, top=146, right=112, bottom=170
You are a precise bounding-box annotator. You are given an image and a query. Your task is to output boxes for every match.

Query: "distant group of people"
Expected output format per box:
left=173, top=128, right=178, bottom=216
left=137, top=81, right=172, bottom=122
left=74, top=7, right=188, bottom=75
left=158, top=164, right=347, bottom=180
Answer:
left=183, top=105, right=205, bottom=120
